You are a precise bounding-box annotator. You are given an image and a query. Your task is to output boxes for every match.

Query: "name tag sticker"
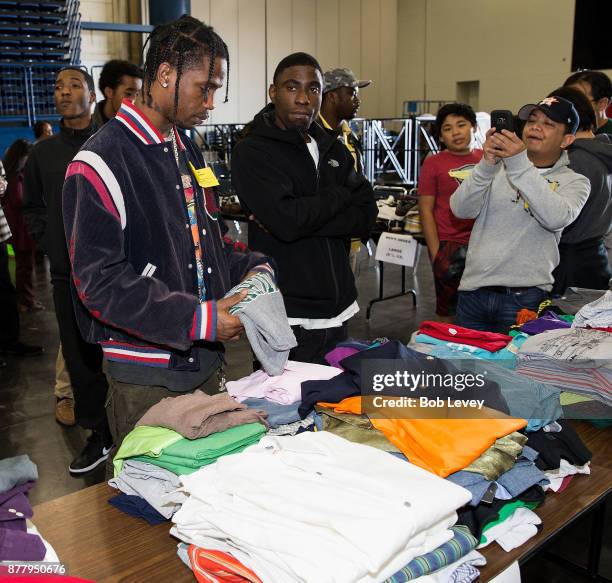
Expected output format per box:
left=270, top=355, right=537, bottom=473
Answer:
left=188, top=162, right=220, bottom=188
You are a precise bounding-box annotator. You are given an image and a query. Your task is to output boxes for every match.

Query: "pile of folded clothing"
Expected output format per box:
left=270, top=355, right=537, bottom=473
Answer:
left=0, top=455, right=58, bottom=562
left=572, top=290, right=612, bottom=330
left=554, top=287, right=610, bottom=316
left=109, top=391, right=268, bottom=523
left=171, top=431, right=475, bottom=583
left=226, top=360, right=342, bottom=436
left=516, top=328, right=612, bottom=406
left=422, top=347, right=562, bottom=431
left=295, top=338, right=592, bottom=565
left=411, top=321, right=529, bottom=367
left=526, top=420, right=592, bottom=493
left=452, top=419, right=590, bottom=553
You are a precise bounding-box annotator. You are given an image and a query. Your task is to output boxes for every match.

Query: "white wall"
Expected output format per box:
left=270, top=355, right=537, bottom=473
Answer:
left=191, top=0, right=398, bottom=124
left=80, top=0, right=129, bottom=73
left=396, top=0, right=612, bottom=115
left=78, top=0, right=612, bottom=122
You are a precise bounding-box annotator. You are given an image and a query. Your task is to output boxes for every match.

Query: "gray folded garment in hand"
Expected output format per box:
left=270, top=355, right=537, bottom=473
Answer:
left=226, top=272, right=297, bottom=376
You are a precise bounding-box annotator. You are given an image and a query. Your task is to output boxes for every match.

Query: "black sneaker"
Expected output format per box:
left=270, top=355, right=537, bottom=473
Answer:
left=69, top=431, right=114, bottom=475
left=0, top=341, right=43, bottom=357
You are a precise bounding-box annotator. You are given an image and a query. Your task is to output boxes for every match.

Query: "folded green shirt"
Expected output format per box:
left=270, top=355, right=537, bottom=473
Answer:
left=113, top=422, right=266, bottom=476
left=113, top=425, right=184, bottom=476
left=124, top=422, right=266, bottom=475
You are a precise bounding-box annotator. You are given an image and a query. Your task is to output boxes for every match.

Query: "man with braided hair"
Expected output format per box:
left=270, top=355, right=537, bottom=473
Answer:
left=63, top=15, right=275, bottom=452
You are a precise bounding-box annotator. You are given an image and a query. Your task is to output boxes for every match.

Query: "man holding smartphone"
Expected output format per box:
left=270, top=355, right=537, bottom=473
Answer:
left=450, top=96, right=590, bottom=332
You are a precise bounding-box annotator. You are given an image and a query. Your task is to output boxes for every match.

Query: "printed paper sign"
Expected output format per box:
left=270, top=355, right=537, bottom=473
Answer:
left=375, top=232, right=418, bottom=267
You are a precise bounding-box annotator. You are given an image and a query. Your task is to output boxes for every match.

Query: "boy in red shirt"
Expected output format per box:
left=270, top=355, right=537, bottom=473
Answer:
left=418, top=103, right=483, bottom=321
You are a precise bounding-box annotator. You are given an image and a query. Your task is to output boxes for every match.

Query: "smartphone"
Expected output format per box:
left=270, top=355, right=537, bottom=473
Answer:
left=490, top=110, right=515, bottom=134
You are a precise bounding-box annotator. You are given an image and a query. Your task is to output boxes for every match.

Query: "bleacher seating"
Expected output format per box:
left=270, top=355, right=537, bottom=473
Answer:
left=0, top=0, right=81, bottom=124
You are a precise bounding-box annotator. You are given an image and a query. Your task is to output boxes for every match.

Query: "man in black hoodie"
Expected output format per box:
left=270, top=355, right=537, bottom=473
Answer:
left=232, top=53, right=377, bottom=364
left=548, top=87, right=612, bottom=295
left=23, top=67, right=113, bottom=475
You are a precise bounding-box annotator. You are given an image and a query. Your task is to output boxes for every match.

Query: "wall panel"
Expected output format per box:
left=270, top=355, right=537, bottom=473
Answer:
left=315, top=0, right=339, bottom=72
left=292, top=0, right=316, bottom=56
left=359, top=0, right=381, bottom=118
left=209, top=0, right=239, bottom=123
left=266, top=0, right=293, bottom=85
left=237, top=0, right=267, bottom=122
left=338, top=0, right=361, bottom=76
left=379, top=0, right=397, bottom=117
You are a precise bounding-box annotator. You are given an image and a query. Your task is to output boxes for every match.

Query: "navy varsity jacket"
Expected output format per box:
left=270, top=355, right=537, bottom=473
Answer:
left=62, top=99, right=272, bottom=371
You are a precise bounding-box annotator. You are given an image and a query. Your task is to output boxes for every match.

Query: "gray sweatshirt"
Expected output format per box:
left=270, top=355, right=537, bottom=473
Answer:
left=562, top=134, right=612, bottom=244
left=450, top=150, right=590, bottom=291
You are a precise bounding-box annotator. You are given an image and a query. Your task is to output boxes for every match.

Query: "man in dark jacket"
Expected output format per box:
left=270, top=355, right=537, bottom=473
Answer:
left=232, top=53, right=377, bottom=364
left=62, top=16, right=273, bottom=455
left=548, top=87, right=612, bottom=294
left=23, top=66, right=112, bottom=474
left=92, top=59, right=142, bottom=127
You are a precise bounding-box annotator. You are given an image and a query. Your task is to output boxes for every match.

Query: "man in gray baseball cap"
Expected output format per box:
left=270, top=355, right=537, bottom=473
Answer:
left=319, top=68, right=373, bottom=271
left=319, top=68, right=372, bottom=174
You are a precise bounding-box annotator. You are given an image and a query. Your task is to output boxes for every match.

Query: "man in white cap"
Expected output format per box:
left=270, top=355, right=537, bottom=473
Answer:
left=319, top=68, right=371, bottom=175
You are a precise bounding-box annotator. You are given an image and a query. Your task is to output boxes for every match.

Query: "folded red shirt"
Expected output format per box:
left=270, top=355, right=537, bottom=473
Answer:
left=188, top=545, right=263, bottom=583
left=418, top=321, right=512, bottom=351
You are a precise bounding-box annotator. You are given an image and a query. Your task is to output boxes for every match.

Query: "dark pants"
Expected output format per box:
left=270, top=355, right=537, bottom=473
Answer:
left=552, top=237, right=611, bottom=297
left=0, top=242, right=19, bottom=346
left=14, top=248, right=35, bottom=308
left=456, top=287, right=549, bottom=334
left=289, top=322, right=348, bottom=365
left=432, top=241, right=468, bottom=317
left=52, top=276, right=109, bottom=431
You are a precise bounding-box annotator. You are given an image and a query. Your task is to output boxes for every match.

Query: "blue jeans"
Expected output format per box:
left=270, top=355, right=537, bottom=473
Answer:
left=456, top=287, right=549, bottom=334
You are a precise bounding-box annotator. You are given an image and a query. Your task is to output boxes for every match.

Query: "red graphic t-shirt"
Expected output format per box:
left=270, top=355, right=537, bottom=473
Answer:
left=417, top=149, right=483, bottom=244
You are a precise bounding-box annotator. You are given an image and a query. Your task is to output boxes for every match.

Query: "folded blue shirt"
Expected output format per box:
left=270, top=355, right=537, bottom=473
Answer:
left=108, top=493, right=167, bottom=525
left=243, top=398, right=301, bottom=428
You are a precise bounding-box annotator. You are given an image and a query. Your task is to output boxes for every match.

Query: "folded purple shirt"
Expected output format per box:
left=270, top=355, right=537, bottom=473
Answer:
left=520, top=311, right=571, bottom=335
left=0, top=481, right=35, bottom=532
left=324, top=346, right=360, bottom=369
left=0, top=528, right=46, bottom=561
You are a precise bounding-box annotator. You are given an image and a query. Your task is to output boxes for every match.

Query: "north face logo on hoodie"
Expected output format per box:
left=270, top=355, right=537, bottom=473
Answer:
left=328, top=159, right=339, bottom=167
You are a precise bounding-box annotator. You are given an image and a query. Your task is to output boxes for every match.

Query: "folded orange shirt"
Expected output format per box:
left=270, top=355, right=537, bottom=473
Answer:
left=318, top=397, right=527, bottom=478
left=188, top=545, right=263, bottom=583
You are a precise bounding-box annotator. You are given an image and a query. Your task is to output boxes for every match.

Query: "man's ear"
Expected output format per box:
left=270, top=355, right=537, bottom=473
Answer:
left=103, top=86, right=113, bottom=100
left=596, top=97, right=610, bottom=114
left=269, top=84, right=276, bottom=104
left=561, top=133, right=576, bottom=149
left=89, top=90, right=96, bottom=105
left=156, top=61, right=173, bottom=89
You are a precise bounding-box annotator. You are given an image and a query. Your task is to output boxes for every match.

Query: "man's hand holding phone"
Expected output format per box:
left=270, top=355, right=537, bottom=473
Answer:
left=489, top=128, right=526, bottom=159
left=483, top=110, right=525, bottom=163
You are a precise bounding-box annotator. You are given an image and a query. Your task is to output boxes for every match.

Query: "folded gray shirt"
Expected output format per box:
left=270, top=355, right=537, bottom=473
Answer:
left=226, top=272, right=297, bottom=376
left=0, top=455, right=38, bottom=493
left=108, top=460, right=186, bottom=518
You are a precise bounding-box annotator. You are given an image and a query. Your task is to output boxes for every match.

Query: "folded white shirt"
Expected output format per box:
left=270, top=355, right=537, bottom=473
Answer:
left=172, top=432, right=471, bottom=583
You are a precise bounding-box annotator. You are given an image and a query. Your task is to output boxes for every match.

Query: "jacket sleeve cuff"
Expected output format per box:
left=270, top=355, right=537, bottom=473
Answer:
left=190, top=301, right=217, bottom=342
left=250, top=262, right=276, bottom=281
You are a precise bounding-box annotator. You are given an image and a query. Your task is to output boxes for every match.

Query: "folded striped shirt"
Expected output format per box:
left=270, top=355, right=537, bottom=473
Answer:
left=384, top=525, right=477, bottom=582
